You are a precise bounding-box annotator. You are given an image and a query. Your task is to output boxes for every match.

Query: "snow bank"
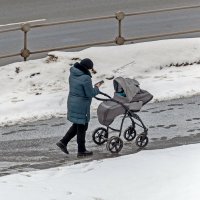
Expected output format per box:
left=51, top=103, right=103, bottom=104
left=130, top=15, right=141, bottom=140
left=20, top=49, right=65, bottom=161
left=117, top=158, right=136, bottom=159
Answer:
left=1, top=38, right=200, bottom=126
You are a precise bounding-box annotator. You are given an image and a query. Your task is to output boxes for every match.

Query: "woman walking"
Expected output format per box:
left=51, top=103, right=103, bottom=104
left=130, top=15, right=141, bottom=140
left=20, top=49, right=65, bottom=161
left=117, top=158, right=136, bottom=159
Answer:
left=56, top=58, right=102, bottom=157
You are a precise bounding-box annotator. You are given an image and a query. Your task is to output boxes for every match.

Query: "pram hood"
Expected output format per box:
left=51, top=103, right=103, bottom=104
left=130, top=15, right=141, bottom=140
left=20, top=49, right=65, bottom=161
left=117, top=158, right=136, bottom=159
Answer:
left=113, top=77, right=140, bottom=102
left=97, top=77, right=153, bottom=126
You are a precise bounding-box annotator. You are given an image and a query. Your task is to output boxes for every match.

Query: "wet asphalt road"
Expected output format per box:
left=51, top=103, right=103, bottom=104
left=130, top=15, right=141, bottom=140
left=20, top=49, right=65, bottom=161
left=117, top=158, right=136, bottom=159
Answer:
left=0, top=95, right=200, bottom=176
left=1, top=0, right=200, bottom=67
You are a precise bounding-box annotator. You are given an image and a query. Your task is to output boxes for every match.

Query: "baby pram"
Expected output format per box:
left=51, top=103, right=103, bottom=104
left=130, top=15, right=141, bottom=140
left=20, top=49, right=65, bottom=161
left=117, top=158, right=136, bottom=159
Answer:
left=92, top=77, right=153, bottom=153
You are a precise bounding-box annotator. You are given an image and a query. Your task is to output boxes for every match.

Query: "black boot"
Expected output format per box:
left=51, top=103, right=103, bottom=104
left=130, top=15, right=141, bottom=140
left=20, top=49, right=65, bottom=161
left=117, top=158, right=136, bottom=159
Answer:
left=77, top=124, right=93, bottom=157
left=56, top=141, right=69, bottom=154
left=77, top=150, right=93, bottom=157
left=57, top=124, right=77, bottom=154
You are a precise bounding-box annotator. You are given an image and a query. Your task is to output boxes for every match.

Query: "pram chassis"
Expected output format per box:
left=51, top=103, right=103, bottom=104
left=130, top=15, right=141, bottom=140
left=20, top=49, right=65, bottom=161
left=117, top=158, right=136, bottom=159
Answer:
left=93, top=92, right=149, bottom=153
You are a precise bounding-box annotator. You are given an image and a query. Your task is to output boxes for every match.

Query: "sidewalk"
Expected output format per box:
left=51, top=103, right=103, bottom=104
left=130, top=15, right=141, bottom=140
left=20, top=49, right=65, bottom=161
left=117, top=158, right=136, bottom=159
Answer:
left=0, top=95, right=200, bottom=176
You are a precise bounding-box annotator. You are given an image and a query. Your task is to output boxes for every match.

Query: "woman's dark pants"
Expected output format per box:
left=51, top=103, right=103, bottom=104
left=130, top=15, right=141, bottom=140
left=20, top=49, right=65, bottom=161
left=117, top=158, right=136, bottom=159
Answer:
left=60, top=123, right=88, bottom=152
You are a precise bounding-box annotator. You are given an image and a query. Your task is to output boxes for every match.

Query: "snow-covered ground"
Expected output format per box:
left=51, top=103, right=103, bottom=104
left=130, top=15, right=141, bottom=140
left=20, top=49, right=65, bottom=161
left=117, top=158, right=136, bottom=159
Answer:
left=1, top=38, right=200, bottom=126
left=1, top=38, right=200, bottom=200
left=1, top=143, right=200, bottom=200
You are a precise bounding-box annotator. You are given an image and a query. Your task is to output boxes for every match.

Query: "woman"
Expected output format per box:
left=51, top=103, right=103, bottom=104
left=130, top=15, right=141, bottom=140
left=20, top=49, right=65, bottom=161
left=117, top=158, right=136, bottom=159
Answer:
left=56, top=58, right=102, bottom=157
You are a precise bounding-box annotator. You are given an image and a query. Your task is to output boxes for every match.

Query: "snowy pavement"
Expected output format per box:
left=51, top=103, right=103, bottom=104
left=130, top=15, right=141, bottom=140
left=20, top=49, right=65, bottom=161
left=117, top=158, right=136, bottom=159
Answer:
left=1, top=38, right=200, bottom=199
left=1, top=138, right=200, bottom=200
left=1, top=94, right=200, bottom=177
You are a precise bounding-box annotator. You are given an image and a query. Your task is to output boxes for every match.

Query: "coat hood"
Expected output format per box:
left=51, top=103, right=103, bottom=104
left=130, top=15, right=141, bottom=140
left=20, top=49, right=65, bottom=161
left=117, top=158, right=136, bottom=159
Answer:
left=70, top=66, right=84, bottom=77
left=70, top=62, right=92, bottom=77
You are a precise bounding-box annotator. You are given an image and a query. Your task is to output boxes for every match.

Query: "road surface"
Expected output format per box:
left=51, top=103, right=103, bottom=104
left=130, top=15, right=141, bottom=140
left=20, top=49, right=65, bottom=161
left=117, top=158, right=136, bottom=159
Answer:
left=1, top=0, right=200, bottom=66
left=0, top=95, right=200, bottom=176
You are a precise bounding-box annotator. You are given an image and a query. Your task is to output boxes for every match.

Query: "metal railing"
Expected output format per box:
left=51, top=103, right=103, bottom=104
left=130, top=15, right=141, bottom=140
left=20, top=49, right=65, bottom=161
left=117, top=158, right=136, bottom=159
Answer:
left=1, top=4, right=200, bottom=61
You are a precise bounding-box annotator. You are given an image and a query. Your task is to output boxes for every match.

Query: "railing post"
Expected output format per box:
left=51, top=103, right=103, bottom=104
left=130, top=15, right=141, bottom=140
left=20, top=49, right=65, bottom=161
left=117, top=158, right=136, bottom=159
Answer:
left=115, top=11, right=125, bottom=45
left=21, top=23, right=31, bottom=61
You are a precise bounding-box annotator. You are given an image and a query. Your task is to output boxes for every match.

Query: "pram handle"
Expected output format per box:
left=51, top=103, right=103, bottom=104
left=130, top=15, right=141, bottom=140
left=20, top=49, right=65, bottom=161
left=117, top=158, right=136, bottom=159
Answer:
left=95, top=91, right=112, bottom=101
left=95, top=91, right=130, bottom=113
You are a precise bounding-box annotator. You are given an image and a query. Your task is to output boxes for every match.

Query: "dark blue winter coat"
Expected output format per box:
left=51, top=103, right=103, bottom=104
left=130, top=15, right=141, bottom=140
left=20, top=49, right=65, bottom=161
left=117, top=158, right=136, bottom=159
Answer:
left=67, top=63, right=100, bottom=124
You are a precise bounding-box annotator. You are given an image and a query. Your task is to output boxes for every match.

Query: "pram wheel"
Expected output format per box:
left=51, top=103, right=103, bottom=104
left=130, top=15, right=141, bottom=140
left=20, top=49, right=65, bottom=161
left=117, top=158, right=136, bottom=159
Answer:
left=92, top=127, right=108, bottom=145
left=106, top=136, right=123, bottom=153
left=135, top=133, right=149, bottom=148
left=124, top=126, right=136, bottom=141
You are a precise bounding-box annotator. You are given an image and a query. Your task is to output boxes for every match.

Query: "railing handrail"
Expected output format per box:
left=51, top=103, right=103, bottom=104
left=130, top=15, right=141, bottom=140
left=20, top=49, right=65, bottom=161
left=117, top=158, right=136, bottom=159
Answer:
left=0, top=27, right=20, bottom=34
left=125, top=28, right=200, bottom=42
left=1, top=4, right=200, bottom=62
left=1, top=4, right=200, bottom=31
left=30, top=40, right=115, bottom=55
left=125, top=4, right=200, bottom=17
left=31, top=15, right=115, bottom=28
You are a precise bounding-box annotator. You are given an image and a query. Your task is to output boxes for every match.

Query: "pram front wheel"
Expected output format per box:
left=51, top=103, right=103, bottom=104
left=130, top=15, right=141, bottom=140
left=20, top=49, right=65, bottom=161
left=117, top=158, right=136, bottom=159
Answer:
left=92, top=127, right=108, bottom=145
left=135, top=134, right=149, bottom=148
left=106, top=136, right=123, bottom=153
left=124, top=126, right=136, bottom=141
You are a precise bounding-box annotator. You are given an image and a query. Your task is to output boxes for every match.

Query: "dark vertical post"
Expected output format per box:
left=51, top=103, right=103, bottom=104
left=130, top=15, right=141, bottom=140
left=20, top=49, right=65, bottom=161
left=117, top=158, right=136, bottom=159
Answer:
left=21, top=23, right=31, bottom=61
left=115, top=11, right=125, bottom=45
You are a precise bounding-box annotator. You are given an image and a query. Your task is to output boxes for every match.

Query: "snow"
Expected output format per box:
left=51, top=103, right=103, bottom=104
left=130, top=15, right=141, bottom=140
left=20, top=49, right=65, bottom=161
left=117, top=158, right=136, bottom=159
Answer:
left=1, top=38, right=200, bottom=126
left=1, top=143, right=200, bottom=200
left=1, top=38, right=200, bottom=199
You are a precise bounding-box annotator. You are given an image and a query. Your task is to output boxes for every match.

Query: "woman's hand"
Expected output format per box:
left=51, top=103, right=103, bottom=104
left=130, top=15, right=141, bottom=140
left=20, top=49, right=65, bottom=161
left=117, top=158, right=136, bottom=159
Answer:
left=95, top=80, right=104, bottom=88
left=95, top=83, right=101, bottom=88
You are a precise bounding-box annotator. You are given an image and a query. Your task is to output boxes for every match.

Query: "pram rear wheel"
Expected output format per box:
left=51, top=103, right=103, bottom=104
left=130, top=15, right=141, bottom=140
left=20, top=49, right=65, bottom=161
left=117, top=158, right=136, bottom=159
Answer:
left=124, top=126, right=136, bottom=141
left=136, top=134, right=149, bottom=148
left=106, top=136, right=123, bottom=153
left=92, top=127, right=108, bottom=145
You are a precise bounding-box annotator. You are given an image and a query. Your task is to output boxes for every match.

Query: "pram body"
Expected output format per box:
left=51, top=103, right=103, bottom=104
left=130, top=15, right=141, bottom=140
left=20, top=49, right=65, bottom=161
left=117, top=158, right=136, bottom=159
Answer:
left=92, top=77, right=153, bottom=153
